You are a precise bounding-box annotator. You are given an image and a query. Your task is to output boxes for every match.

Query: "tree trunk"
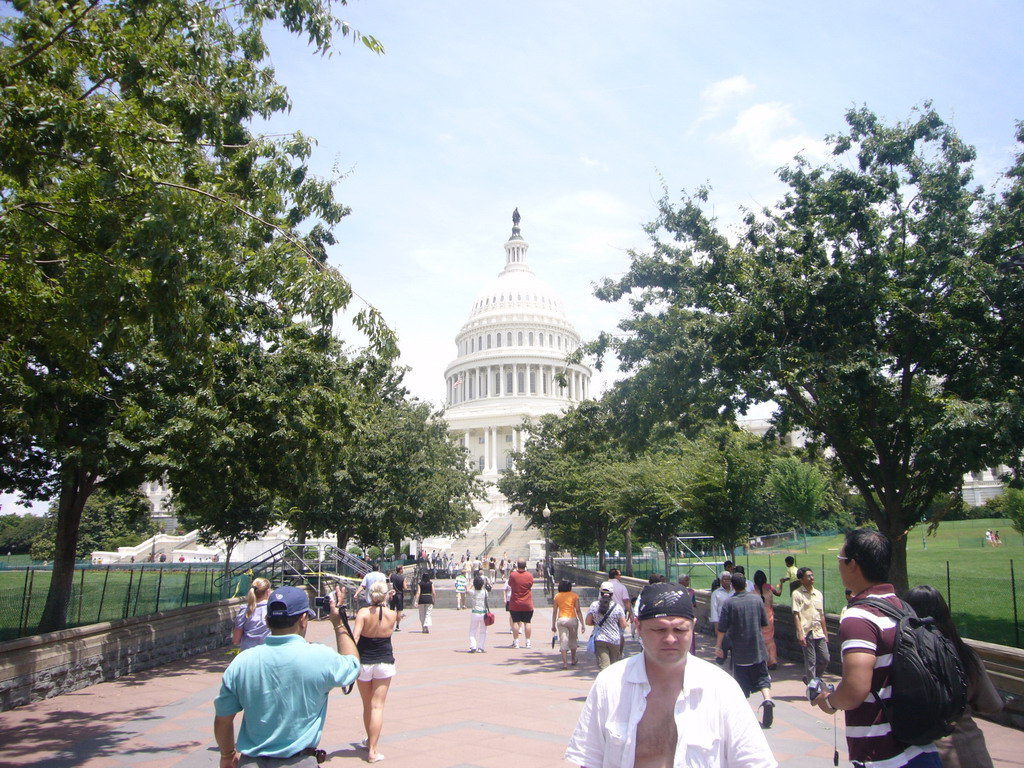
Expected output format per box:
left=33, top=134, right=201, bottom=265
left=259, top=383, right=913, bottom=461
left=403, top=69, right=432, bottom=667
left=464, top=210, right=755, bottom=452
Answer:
left=661, top=543, right=672, bottom=583
left=38, top=465, right=97, bottom=633
left=597, top=529, right=608, bottom=573
left=222, top=539, right=236, bottom=580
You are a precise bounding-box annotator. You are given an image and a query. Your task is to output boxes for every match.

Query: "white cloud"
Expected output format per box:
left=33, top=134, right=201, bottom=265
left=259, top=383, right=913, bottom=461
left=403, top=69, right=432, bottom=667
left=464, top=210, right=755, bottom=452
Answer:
left=695, top=75, right=755, bottom=125
left=724, top=102, right=827, bottom=168
left=579, top=155, right=608, bottom=171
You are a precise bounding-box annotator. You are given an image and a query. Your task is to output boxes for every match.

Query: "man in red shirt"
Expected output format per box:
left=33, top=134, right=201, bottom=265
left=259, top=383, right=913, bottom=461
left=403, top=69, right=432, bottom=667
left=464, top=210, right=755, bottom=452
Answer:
left=507, top=558, right=535, bottom=648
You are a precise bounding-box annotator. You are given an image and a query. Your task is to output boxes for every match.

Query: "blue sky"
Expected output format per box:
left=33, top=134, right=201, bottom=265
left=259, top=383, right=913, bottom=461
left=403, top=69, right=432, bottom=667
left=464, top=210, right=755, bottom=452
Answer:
left=4, top=0, right=1023, bottom=515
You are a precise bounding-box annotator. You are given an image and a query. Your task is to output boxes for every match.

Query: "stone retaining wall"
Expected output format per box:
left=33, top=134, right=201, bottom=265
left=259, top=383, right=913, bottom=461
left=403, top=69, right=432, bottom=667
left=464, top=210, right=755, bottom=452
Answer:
left=0, top=598, right=239, bottom=711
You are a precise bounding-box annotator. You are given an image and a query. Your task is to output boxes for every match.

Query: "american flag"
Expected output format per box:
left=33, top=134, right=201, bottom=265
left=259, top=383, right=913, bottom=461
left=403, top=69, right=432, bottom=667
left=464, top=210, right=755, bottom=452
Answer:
left=453, top=374, right=463, bottom=388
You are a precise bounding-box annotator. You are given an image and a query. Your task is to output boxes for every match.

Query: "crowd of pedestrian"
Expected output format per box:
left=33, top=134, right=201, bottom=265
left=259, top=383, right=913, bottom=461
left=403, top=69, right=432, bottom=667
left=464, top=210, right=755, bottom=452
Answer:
left=212, top=533, right=1005, bottom=768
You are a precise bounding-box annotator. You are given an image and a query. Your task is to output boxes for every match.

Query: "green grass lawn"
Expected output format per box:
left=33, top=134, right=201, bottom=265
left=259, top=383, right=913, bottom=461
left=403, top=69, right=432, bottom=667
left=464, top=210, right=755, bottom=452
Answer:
left=717, top=519, right=1024, bottom=647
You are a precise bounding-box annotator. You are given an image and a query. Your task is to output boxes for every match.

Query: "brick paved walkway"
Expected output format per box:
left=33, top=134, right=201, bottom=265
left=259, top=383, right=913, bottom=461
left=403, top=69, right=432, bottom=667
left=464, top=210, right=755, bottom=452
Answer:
left=2, top=598, right=1022, bottom=767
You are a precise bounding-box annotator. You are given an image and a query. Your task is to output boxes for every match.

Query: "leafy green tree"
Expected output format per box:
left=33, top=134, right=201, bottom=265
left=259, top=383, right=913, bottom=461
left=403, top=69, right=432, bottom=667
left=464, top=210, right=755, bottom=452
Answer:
left=500, top=402, right=623, bottom=571
left=0, top=0, right=390, bottom=631
left=688, top=428, right=770, bottom=558
left=591, top=105, right=1023, bottom=589
left=1002, top=489, right=1024, bottom=539
left=32, top=489, right=156, bottom=560
left=0, top=513, right=47, bottom=555
left=770, top=456, right=830, bottom=552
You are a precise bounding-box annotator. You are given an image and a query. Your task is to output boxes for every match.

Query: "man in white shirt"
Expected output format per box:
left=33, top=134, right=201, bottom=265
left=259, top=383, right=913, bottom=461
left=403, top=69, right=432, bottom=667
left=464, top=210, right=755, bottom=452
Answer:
left=353, top=564, right=386, bottom=605
left=607, top=568, right=633, bottom=651
left=566, top=583, right=776, bottom=768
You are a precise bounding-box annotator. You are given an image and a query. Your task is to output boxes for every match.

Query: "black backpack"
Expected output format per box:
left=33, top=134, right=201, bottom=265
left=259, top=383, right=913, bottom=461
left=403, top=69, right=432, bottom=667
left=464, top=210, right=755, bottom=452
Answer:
left=850, top=597, right=968, bottom=746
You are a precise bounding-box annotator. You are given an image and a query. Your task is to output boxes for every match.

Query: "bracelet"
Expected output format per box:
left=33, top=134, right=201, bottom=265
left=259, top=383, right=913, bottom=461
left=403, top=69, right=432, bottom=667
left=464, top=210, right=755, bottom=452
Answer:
left=220, top=750, right=236, bottom=757
left=825, top=694, right=836, bottom=710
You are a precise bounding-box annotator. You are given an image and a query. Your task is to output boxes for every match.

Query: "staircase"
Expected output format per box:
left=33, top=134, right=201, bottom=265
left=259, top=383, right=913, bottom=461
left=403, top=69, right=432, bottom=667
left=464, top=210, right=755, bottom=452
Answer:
left=216, top=542, right=372, bottom=588
left=448, top=511, right=541, bottom=562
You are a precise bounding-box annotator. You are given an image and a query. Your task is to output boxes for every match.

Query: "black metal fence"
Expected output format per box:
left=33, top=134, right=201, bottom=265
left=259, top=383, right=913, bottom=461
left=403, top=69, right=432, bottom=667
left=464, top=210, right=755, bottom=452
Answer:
left=0, top=563, right=253, bottom=642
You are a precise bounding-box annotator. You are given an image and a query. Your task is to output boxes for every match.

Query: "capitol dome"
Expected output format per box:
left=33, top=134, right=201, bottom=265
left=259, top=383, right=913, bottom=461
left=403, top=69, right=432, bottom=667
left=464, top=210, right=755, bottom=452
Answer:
left=443, top=211, right=592, bottom=485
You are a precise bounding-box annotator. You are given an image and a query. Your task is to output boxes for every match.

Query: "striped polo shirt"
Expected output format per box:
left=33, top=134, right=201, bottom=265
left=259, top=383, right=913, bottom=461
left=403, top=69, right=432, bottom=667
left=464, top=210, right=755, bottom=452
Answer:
left=840, top=583, right=939, bottom=768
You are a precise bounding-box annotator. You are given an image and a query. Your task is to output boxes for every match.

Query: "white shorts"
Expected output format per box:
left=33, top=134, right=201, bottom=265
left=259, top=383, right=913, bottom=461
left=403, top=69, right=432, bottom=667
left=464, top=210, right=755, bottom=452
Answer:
left=358, top=662, right=396, bottom=682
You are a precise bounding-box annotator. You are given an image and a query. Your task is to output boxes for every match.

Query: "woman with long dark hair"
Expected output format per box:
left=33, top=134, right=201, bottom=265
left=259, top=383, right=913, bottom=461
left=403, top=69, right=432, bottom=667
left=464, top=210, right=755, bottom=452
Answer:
left=753, top=570, right=781, bottom=669
left=414, top=571, right=434, bottom=633
left=904, top=585, right=1003, bottom=768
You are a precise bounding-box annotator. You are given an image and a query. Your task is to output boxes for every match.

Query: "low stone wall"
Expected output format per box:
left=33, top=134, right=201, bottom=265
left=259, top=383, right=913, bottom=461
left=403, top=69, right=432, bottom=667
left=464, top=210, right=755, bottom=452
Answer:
left=553, top=562, right=1024, bottom=728
left=0, top=598, right=239, bottom=711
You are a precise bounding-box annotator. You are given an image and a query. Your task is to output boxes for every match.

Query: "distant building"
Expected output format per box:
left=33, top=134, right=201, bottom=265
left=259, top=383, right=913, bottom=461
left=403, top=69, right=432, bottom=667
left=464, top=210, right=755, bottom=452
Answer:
left=443, top=212, right=592, bottom=519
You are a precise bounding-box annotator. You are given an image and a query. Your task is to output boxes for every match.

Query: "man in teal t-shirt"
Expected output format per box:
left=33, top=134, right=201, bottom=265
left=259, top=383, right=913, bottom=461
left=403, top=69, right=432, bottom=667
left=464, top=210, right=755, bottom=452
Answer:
left=214, top=586, right=361, bottom=767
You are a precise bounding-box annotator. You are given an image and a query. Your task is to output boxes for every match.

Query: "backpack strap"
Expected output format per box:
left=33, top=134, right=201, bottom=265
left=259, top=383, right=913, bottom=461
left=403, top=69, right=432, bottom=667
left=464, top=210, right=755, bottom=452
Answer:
left=845, top=596, right=912, bottom=713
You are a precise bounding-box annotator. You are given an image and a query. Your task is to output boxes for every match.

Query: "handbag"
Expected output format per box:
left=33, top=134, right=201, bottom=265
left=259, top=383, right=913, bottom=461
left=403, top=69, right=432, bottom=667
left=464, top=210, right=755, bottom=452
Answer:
left=483, top=593, right=495, bottom=626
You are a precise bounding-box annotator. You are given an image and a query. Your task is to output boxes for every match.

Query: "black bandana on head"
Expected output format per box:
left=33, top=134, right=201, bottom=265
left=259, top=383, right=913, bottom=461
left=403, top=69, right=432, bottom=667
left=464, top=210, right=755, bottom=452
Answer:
left=636, top=584, right=695, bottom=621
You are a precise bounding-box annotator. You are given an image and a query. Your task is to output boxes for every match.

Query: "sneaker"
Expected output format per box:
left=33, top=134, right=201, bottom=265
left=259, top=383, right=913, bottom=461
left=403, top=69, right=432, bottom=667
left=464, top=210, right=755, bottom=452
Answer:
left=525, top=639, right=532, bottom=649
left=476, top=648, right=486, bottom=653
left=760, top=700, right=775, bottom=729
left=512, top=640, right=520, bottom=648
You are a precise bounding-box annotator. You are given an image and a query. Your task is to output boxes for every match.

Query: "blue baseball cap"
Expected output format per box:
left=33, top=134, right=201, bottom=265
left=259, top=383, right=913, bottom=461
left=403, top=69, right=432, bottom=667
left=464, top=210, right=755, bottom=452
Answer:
left=266, top=586, right=315, bottom=619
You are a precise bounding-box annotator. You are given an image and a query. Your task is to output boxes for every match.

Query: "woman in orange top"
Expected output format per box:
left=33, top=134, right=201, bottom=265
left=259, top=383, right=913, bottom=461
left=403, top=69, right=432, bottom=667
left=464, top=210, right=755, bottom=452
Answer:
left=551, top=579, right=586, bottom=668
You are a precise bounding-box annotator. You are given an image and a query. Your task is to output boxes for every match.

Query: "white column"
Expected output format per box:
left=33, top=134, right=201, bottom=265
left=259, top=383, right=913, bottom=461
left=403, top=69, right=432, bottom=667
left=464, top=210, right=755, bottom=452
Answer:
left=513, top=363, right=519, bottom=395
left=483, top=426, right=490, bottom=471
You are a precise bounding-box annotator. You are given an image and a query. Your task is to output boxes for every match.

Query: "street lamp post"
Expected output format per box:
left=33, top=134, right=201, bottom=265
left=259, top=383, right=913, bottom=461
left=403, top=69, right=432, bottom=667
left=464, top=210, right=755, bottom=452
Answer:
left=542, top=505, right=552, bottom=594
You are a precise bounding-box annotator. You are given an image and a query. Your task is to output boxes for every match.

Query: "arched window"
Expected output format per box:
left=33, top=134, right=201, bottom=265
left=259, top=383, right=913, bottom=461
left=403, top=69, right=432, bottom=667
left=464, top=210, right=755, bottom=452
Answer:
left=518, top=332, right=523, bottom=345
left=478, top=335, right=483, bottom=350
left=539, top=334, right=544, bottom=347
left=507, top=332, right=512, bottom=346
left=528, top=332, right=534, bottom=345
left=496, top=334, right=502, bottom=348
left=487, top=334, right=492, bottom=349
left=548, top=334, right=553, bottom=346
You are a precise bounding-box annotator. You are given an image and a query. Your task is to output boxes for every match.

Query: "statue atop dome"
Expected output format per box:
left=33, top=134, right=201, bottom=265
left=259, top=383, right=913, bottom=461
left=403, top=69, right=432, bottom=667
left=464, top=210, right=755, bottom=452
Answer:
left=512, top=207, right=520, bottom=226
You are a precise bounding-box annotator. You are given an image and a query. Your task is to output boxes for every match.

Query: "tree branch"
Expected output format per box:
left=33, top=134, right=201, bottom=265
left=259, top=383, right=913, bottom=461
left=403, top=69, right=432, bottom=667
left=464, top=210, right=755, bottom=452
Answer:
left=11, top=0, right=102, bottom=70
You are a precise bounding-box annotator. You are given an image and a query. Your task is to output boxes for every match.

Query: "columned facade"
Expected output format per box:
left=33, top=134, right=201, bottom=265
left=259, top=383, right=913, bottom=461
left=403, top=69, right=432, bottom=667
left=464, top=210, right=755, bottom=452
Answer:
left=443, top=212, right=592, bottom=514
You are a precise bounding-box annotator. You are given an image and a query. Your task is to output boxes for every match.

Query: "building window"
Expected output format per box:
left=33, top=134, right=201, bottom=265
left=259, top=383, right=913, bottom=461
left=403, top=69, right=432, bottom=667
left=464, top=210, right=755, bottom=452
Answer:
left=539, top=334, right=544, bottom=347
left=518, top=331, right=523, bottom=345
left=528, top=332, right=534, bottom=345
left=507, top=332, right=512, bottom=346
left=487, top=334, right=491, bottom=349
left=549, top=334, right=553, bottom=346
left=518, top=371, right=525, bottom=393
left=506, top=371, right=513, bottom=393
left=496, top=334, right=502, bottom=348
left=478, top=335, right=483, bottom=350
left=470, top=338, right=475, bottom=353
left=495, top=371, right=501, bottom=393
left=479, top=456, right=486, bottom=471
left=558, top=336, right=562, bottom=349
left=530, top=371, right=536, bottom=393
left=506, top=454, right=514, bottom=469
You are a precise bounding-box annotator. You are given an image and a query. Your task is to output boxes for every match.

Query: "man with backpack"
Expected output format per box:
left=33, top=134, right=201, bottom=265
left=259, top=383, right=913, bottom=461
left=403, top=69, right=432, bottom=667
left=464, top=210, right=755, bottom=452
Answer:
left=813, top=528, right=959, bottom=768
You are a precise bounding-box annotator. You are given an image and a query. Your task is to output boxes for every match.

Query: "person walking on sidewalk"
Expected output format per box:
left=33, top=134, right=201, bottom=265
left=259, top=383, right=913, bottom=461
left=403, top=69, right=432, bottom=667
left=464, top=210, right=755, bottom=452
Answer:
left=214, top=586, right=360, bottom=768
left=415, top=571, right=434, bottom=633
left=507, top=558, right=535, bottom=648
left=233, top=577, right=272, bottom=651
left=552, top=579, right=585, bottom=668
left=716, top=572, right=775, bottom=729
left=354, top=581, right=397, bottom=763
left=753, top=570, right=781, bottom=668
left=468, top=575, right=491, bottom=653
left=586, top=582, right=628, bottom=671
left=792, top=566, right=828, bottom=683
left=567, top=583, right=776, bottom=768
